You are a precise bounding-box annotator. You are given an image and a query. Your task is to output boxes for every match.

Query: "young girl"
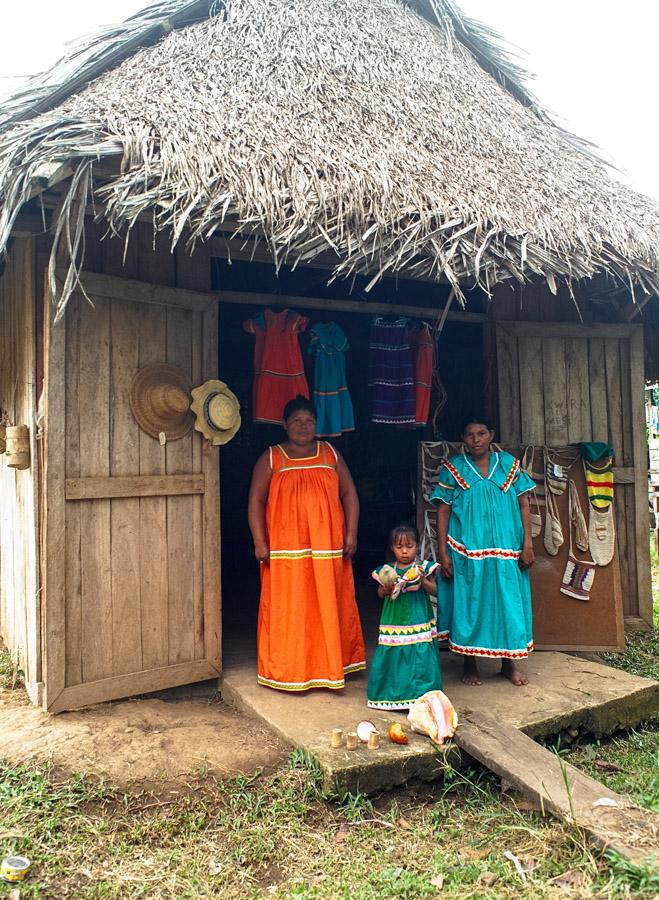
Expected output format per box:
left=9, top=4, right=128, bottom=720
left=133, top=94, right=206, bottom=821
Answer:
left=431, top=415, right=535, bottom=687
left=367, top=523, right=443, bottom=710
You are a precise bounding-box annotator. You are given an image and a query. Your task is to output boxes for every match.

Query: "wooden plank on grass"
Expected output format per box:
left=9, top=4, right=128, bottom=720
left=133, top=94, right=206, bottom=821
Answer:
left=455, top=710, right=659, bottom=865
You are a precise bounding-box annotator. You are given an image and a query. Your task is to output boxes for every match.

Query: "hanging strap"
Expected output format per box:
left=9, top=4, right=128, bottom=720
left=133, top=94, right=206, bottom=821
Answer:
left=568, top=479, right=593, bottom=562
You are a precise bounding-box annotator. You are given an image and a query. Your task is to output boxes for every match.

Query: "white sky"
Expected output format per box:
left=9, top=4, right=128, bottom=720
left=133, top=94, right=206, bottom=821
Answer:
left=0, top=0, right=657, bottom=201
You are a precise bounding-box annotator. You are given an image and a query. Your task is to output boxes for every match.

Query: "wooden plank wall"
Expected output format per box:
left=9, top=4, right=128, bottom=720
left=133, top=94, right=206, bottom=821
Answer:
left=0, top=236, right=40, bottom=698
left=492, top=286, right=650, bottom=625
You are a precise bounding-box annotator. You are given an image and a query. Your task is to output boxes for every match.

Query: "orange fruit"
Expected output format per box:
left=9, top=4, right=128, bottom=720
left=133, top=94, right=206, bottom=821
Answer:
left=388, top=722, right=409, bottom=745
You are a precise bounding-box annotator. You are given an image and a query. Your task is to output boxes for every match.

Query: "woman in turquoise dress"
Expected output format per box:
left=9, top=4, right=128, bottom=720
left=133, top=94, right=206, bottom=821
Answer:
left=367, top=523, right=443, bottom=710
left=430, top=417, right=535, bottom=686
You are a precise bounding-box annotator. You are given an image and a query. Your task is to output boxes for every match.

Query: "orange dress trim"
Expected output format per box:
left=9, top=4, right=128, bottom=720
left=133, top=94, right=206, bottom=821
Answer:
left=257, top=441, right=366, bottom=691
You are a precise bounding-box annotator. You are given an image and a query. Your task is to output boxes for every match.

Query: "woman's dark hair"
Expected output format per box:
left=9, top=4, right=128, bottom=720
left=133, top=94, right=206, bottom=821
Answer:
left=283, top=395, right=316, bottom=422
left=388, top=522, right=420, bottom=555
left=460, top=413, right=495, bottom=436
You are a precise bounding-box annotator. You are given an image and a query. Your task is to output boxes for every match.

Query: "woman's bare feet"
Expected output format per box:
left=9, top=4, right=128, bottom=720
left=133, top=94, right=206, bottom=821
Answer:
left=462, top=657, right=482, bottom=685
left=501, top=659, right=528, bottom=686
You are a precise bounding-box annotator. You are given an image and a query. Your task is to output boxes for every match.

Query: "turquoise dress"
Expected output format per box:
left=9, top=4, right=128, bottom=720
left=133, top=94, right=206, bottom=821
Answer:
left=308, top=322, right=355, bottom=437
left=367, top=559, right=443, bottom=710
left=430, top=451, right=534, bottom=659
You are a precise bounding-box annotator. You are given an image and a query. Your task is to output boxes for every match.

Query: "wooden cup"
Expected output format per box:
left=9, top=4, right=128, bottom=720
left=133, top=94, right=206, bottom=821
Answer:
left=345, top=732, right=358, bottom=750
left=6, top=425, right=29, bottom=469
left=330, top=728, right=343, bottom=748
left=367, top=731, right=380, bottom=750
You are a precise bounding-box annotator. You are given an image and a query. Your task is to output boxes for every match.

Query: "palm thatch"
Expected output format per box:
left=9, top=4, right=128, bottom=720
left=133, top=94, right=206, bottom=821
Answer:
left=1, top=0, right=658, bottom=319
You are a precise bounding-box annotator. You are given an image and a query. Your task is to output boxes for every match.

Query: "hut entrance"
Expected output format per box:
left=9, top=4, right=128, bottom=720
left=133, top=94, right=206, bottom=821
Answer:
left=213, top=259, right=485, bottom=660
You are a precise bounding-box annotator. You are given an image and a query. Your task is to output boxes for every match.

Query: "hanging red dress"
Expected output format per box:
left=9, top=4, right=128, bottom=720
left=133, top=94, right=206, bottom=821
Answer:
left=243, top=308, right=310, bottom=424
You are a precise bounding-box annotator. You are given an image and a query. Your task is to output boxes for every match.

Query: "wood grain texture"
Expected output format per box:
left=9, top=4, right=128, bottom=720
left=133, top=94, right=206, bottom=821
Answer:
left=78, top=295, right=113, bottom=683
left=48, top=659, right=220, bottom=713
left=64, top=296, right=82, bottom=686
left=565, top=337, right=592, bottom=442
left=588, top=338, right=609, bottom=441
left=629, top=327, right=652, bottom=625
left=517, top=336, right=544, bottom=445
left=65, top=474, right=205, bottom=499
left=43, top=266, right=68, bottom=708
left=109, top=299, right=142, bottom=676
left=494, top=326, right=521, bottom=443
left=456, top=711, right=659, bottom=865
left=541, top=338, right=568, bottom=445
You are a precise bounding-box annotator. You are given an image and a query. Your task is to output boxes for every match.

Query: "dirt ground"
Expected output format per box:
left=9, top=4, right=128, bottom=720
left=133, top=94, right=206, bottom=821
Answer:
left=0, top=682, right=287, bottom=791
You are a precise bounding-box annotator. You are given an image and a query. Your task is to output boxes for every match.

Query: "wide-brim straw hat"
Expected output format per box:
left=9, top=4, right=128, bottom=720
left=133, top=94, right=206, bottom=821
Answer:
left=129, top=363, right=194, bottom=441
left=190, top=380, right=241, bottom=445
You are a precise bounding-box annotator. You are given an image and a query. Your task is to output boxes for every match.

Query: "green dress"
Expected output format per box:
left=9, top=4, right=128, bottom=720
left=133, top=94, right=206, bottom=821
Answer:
left=430, top=450, right=534, bottom=659
left=367, top=559, right=443, bottom=710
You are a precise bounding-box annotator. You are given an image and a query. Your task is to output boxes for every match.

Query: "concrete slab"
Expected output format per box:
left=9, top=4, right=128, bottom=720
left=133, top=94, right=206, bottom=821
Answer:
left=221, top=651, right=659, bottom=795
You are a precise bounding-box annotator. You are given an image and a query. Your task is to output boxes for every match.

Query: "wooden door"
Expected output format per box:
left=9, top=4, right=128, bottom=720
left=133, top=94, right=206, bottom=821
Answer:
left=43, top=271, right=220, bottom=711
left=496, top=321, right=651, bottom=648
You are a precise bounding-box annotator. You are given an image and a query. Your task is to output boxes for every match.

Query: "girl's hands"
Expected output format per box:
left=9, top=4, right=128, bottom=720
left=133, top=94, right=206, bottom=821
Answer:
left=343, top=533, right=357, bottom=558
left=519, top=543, right=535, bottom=569
left=254, top=541, right=270, bottom=563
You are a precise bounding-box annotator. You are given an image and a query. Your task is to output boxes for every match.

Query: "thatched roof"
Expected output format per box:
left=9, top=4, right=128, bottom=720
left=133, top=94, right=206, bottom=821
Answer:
left=1, top=0, right=658, bottom=318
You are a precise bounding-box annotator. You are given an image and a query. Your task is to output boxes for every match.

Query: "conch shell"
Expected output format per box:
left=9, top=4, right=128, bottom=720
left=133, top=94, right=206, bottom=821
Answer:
left=408, top=690, right=458, bottom=746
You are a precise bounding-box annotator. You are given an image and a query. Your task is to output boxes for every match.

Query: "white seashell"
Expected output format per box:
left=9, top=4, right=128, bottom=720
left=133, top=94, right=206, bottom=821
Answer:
left=356, top=720, right=378, bottom=742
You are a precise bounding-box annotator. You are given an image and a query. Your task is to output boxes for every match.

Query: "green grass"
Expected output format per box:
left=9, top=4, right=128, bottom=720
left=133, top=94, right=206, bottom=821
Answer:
left=0, top=542, right=658, bottom=897
left=0, top=755, right=625, bottom=899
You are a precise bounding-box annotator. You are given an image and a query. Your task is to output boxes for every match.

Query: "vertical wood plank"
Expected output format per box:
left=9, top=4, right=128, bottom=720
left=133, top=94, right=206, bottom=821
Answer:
left=618, top=338, right=633, bottom=467
left=495, top=325, right=521, bottom=444
left=176, top=243, right=209, bottom=661
left=518, top=336, right=545, bottom=445
left=202, top=298, right=221, bottom=673
left=138, top=306, right=169, bottom=670
left=588, top=339, right=608, bottom=441
left=43, top=269, right=68, bottom=708
left=64, top=296, right=82, bottom=686
left=136, top=227, right=173, bottom=671
left=614, top=484, right=632, bottom=618
left=542, top=338, right=568, bottom=445
left=565, top=337, right=592, bottom=443
left=78, top=296, right=112, bottom=683
left=110, top=299, right=142, bottom=675
left=166, top=305, right=195, bottom=665
left=604, top=338, right=624, bottom=463
left=629, top=327, right=652, bottom=624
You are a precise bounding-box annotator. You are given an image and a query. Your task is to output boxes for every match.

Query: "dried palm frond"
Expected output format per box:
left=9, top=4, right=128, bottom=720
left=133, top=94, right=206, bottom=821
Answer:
left=0, top=0, right=657, bottom=317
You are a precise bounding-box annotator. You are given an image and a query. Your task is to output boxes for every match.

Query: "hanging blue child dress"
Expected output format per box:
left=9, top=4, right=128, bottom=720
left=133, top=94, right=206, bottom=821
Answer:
left=430, top=451, right=535, bottom=659
left=308, top=322, right=355, bottom=438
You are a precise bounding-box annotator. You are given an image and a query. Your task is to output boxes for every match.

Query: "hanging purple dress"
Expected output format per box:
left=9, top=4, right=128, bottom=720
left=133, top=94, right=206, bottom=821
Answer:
left=368, top=316, right=416, bottom=424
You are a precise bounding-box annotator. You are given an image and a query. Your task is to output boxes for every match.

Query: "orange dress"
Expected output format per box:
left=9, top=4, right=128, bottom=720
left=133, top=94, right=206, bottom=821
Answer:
left=243, top=309, right=310, bottom=424
left=257, top=441, right=366, bottom=691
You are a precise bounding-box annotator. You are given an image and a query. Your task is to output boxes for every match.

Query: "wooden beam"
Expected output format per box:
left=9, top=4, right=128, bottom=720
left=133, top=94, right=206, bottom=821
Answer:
left=47, top=658, right=220, bottom=713
left=65, top=474, right=205, bottom=500
left=456, top=710, right=659, bottom=865
left=57, top=269, right=216, bottom=314
left=612, top=466, right=636, bottom=484
left=217, top=288, right=487, bottom=323
left=28, top=160, right=75, bottom=201
left=499, top=321, right=636, bottom=340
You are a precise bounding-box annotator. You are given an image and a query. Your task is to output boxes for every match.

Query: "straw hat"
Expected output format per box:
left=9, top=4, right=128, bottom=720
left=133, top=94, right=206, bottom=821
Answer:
left=190, top=380, right=241, bottom=445
left=129, top=364, right=194, bottom=441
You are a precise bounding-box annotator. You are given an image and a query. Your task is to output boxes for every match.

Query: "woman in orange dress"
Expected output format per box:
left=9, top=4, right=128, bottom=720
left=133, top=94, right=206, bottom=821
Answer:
left=248, top=396, right=366, bottom=691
